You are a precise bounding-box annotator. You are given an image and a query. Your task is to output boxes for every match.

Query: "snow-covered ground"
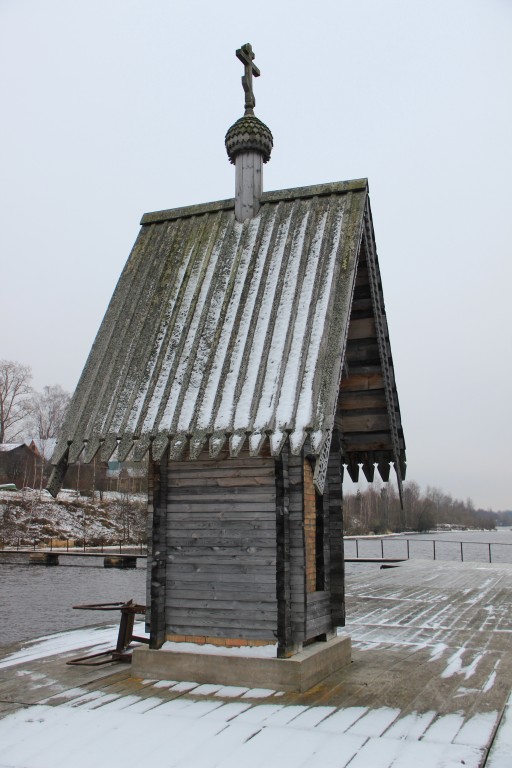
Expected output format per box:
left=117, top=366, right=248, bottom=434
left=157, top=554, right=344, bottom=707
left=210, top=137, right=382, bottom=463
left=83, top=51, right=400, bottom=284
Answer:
left=0, top=623, right=140, bottom=670
left=0, top=488, right=146, bottom=543
left=0, top=626, right=509, bottom=766
left=0, top=698, right=502, bottom=768
left=1, top=560, right=511, bottom=767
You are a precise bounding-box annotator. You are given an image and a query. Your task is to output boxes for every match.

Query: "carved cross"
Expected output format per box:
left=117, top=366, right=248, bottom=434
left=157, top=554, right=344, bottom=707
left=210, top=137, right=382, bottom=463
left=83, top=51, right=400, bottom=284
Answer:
left=236, top=43, right=260, bottom=115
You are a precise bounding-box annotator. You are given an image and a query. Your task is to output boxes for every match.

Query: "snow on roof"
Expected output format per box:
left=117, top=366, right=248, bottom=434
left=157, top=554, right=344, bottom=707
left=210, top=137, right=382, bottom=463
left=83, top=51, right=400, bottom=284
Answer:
left=28, top=438, right=57, bottom=460
left=52, top=180, right=370, bottom=469
left=0, top=443, right=29, bottom=452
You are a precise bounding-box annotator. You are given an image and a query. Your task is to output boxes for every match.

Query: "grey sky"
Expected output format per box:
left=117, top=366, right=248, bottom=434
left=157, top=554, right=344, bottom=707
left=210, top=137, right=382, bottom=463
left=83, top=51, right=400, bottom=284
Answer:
left=1, top=0, right=510, bottom=509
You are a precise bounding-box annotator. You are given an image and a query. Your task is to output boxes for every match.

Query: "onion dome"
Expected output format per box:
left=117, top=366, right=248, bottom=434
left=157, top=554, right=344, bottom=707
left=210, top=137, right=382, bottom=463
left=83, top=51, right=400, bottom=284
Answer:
left=225, top=114, right=273, bottom=165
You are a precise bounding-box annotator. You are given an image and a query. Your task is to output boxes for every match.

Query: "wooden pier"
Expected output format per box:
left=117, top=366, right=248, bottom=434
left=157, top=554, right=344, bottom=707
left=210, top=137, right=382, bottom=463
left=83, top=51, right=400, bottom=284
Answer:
left=0, top=549, right=407, bottom=568
left=1, top=560, right=512, bottom=766
left=0, top=549, right=145, bottom=568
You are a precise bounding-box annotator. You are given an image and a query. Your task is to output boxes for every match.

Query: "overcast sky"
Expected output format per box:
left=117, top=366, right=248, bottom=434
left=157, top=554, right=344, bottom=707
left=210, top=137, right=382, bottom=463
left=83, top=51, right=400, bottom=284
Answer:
left=1, top=0, right=510, bottom=509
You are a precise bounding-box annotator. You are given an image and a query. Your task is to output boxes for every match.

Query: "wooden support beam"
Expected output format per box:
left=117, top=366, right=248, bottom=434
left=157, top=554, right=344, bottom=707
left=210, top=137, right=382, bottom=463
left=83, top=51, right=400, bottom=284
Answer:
left=149, top=450, right=168, bottom=649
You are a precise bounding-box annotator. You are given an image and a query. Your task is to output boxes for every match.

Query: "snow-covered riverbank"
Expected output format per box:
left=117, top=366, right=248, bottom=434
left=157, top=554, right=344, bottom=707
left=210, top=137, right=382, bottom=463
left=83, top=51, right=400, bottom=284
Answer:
left=0, top=488, right=147, bottom=544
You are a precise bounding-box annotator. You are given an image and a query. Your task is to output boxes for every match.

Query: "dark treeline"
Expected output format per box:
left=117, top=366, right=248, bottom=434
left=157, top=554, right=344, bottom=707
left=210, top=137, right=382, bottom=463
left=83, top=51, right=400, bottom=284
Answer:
left=344, top=481, right=503, bottom=534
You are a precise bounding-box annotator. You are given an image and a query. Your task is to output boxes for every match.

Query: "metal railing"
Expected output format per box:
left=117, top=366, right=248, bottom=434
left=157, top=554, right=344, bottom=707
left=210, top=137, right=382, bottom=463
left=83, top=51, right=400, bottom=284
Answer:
left=0, top=538, right=147, bottom=555
left=345, top=537, right=512, bottom=564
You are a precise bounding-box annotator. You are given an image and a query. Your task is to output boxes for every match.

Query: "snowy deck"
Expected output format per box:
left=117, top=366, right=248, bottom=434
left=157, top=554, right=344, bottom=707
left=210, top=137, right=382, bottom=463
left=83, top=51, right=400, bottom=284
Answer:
left=1, top=559, right=511, bottom=767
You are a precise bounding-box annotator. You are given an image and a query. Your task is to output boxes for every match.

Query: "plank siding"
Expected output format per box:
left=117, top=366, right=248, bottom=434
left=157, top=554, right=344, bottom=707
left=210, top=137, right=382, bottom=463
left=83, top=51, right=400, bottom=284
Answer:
left=165, top=448, right=278, bottom=642
left=337, top=231, right=405, bottom=483
left=338, top=247, right=384, bottom=461
left=305, top=592, right=332, bottom=637
left=158, top=441, right=345, bottom=649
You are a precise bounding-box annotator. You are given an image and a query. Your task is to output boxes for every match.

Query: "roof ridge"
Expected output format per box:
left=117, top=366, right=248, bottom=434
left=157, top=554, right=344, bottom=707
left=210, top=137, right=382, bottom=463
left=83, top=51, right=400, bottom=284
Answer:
left=140, top=179, right=368, bottom=225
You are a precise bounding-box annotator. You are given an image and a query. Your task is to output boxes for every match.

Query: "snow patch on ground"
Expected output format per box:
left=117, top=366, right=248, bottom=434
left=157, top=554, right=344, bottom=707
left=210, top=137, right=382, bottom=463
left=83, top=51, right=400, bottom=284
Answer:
left=441, top=647, right=485, bottom=680
left=487, top=690, right=512, bottom=767
left=0, top=702, right=494, bottom=768
left=161, top=640, right=277, bottom=658
left=0, top=622, right=147, bottom=669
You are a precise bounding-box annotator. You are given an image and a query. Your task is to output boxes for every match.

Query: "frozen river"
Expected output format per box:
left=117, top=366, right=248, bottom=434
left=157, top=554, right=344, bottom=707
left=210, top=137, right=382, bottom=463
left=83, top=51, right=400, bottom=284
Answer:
left=2, top=529, right=512, bottom=649
left=0, top=560, right=146, bottom=648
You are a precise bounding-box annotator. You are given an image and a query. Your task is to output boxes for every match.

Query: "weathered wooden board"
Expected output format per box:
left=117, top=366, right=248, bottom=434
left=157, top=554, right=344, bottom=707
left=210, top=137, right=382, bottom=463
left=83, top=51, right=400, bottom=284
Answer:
left=306, top=592, right=331, bottom=616
left=168, top=475, right=273, bottom=487
left=166, top=535, right=276, bottom=548
left=327, top=432, right=345, bottom=627
left=166, top=502, right=277, bottom=513
left=287, top=454, right=306, bottom=647
left=170, top=456, right=274, bottom=469
left=148, top=453, right=168, bottom=648
left=306, top=614, right=332, bottom=636
left=167, top=587, right=275, bottom=601
left=168, top=467, right=276, bottom=479
left=340, top=372, right=384, bottom=391
left=167, top=555, right=277, bottom=567
left=346, top=339, right=380, bottom=364
left=342, top=413, right=391, bottom=432
left=347, top=317, right=376, bottom=340
left=339, top=392, right=387, bottom=410
left=167, top=598, right=277, bottom=610
left=167, top=489, right=277, bottom=500
left=165, top=545, right=274, bottom=557
left=167, top=569, right=276, bottom=583
left=166, top=625, right=276, bottom=640
left=165, top=448, right=278, bottom=640
left=165, top=612, right=276, bottom=628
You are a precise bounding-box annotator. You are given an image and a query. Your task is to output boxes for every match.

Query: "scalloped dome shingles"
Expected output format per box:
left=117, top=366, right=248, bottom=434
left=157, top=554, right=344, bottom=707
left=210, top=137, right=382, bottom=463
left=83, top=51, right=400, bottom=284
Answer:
left=225, top=115, right=273, bottom=164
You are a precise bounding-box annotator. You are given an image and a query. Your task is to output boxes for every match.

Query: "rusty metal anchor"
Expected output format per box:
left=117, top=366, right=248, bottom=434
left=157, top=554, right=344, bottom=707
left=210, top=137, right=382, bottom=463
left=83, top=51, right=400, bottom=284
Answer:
left=67, top=599, right=149, bottom=666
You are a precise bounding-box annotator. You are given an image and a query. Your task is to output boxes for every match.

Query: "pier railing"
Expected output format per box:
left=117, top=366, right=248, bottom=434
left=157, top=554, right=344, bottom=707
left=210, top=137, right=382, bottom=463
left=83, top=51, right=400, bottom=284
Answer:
left=345, top=537, right=512, bottom=564
left=2, top=536, right=511, bottom=565
left=0, top=538, right=147, bottom=555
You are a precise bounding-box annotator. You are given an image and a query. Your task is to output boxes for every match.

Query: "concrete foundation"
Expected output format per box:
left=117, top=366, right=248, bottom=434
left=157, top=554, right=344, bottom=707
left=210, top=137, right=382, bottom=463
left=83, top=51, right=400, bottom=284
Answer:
left=131, top=634, right=351, bottom=693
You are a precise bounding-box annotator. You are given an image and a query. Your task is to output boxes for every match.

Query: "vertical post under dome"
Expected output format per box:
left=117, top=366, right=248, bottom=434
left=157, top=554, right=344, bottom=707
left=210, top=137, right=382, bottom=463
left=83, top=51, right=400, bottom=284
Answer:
left=235, top=151, right=263, bottom=221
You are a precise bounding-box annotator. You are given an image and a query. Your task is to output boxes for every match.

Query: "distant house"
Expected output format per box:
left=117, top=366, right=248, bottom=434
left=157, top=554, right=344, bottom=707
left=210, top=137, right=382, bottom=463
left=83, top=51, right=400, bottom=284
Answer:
left=0, top=442, right=39, bottom=487
left=29, top=438, right=57, bottom=462
left=48, top=47, right=406, bottom=658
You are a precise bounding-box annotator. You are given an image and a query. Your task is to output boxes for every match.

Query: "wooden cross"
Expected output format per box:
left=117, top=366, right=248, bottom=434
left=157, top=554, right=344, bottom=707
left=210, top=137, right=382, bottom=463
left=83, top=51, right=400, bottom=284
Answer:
left=236, top=43, right=260, bottom=115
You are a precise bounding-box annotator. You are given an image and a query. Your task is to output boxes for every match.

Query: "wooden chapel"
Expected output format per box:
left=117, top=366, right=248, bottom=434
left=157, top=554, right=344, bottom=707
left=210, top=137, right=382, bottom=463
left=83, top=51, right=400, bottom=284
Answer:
left=48, top=44, right=406, bottom=659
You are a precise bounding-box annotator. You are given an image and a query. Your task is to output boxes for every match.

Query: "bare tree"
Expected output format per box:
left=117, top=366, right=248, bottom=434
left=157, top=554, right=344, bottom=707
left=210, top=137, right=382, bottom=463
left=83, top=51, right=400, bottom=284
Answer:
left=0, top=360, right=32, bottom=443
left=27, top=384, right=71, bottom=489
left=28, top=384, right=70, bottom=440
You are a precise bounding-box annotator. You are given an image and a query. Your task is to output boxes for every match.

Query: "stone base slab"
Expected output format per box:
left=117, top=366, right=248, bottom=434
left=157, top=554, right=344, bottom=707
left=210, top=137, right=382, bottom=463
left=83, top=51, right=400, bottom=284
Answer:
left=131, top=634, right=351, bottom=693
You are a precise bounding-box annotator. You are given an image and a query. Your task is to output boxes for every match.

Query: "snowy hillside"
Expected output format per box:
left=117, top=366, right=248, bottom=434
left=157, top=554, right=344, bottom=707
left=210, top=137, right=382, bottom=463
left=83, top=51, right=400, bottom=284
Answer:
left=0, top=489, right=147, bottom=545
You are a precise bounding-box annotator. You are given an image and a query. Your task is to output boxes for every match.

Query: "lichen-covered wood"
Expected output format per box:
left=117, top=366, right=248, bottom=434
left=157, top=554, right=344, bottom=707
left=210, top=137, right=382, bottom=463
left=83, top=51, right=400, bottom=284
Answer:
left=49, top=180, right=404, bottom=495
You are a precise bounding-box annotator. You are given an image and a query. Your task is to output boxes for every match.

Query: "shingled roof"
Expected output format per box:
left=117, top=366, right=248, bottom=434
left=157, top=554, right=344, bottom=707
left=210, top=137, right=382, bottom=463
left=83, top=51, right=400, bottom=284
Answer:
left=48, top=178, right=405, bottom=495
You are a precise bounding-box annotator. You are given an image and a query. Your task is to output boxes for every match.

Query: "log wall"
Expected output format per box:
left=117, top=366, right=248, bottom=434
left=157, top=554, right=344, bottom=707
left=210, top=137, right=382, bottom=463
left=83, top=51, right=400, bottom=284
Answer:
left=145, top=440, right=345, bottom=654
left=165, top=447, right=278, bottom=641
